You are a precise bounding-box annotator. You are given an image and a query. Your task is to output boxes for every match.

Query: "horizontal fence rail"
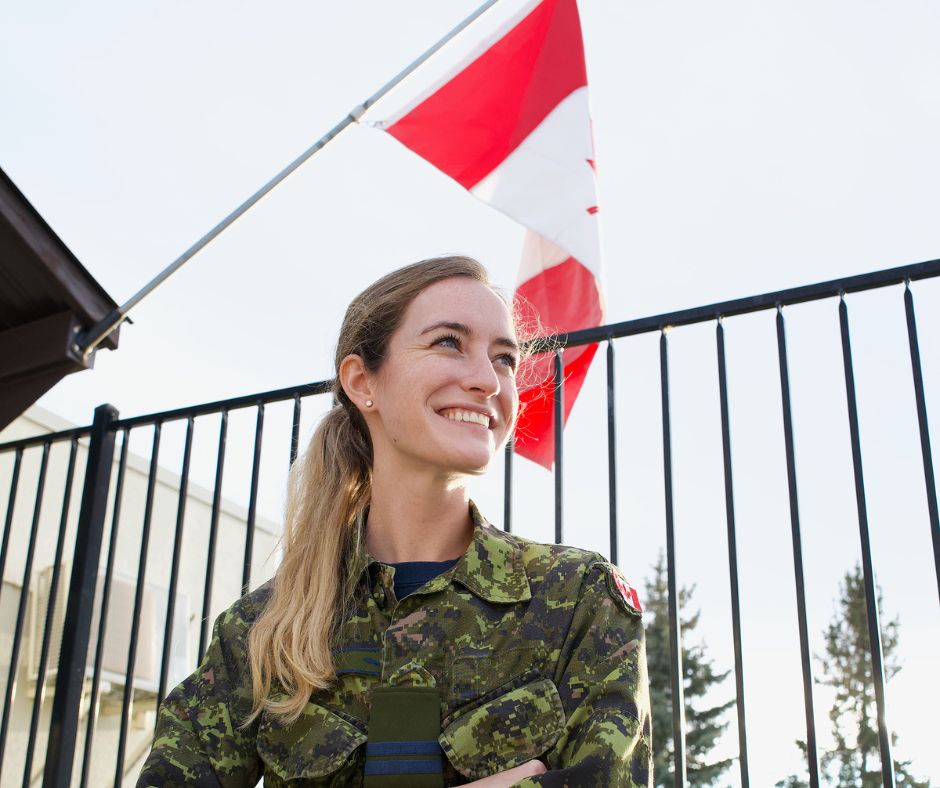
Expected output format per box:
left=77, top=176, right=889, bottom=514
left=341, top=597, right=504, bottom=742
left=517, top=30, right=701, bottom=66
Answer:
left=0, top=257, right=937, bottom=787
left=553, top=257, right=940, bottom=347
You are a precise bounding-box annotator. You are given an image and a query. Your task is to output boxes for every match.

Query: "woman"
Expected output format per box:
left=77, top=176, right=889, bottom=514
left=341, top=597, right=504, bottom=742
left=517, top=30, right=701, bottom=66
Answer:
left=139, top=256, right=651, bottom=787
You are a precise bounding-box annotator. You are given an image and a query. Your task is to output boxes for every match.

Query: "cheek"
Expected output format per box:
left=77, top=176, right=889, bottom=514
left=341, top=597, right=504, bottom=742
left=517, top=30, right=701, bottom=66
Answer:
left=503, top=381, right=520, bottom=419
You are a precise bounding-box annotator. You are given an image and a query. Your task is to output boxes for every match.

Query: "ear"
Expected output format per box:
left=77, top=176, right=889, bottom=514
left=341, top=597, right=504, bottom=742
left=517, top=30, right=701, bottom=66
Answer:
left=338, top=354, right=374, bottom=412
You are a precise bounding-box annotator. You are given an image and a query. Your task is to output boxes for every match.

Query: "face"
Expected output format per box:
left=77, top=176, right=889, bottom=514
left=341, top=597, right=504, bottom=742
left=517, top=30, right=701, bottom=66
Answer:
left=363, top=277, right=520, bottom=479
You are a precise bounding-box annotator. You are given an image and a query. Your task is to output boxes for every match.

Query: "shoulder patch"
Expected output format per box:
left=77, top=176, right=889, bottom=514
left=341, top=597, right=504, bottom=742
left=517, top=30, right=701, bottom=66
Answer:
left=599, top=563, right=643, bottom=617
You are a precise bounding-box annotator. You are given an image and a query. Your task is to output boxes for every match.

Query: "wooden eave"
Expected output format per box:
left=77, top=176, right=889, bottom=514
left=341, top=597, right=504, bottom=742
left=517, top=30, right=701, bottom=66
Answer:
left=0, top=167, right=121, bottom=430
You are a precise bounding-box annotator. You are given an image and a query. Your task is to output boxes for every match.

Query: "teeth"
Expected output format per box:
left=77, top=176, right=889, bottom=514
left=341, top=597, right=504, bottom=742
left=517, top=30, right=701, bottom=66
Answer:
left=442, top=409, right=491, bottom=428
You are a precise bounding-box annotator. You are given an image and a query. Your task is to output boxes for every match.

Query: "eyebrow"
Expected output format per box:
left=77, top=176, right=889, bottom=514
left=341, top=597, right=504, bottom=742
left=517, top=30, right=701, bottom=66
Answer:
left=420, top=321, right=519, bottom=352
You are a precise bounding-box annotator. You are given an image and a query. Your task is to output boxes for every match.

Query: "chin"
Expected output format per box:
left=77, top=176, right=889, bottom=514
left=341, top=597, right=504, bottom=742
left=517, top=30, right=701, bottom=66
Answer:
left=445, top=450, right=496, bottom=476
left=461, top=462, right=492, bottom=477
left=452, top=456, right=494, bottom=475
left=424, top=430, right=506, bottom=476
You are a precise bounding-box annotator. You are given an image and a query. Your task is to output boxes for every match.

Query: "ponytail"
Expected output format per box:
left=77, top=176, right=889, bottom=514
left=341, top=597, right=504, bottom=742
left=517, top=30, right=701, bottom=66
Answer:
left=246, top=398, right=371, bottom=723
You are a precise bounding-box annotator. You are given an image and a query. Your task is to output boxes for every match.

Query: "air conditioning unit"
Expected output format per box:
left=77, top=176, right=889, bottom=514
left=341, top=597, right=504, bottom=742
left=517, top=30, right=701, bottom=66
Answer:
left=25, top=563, right=69, bottom=691
left=28, top=564, right=190, bottom=695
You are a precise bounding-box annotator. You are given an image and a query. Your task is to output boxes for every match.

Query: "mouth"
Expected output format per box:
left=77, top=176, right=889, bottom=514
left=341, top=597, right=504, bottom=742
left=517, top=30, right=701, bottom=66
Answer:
left=437, top=407, right=494, bottom=430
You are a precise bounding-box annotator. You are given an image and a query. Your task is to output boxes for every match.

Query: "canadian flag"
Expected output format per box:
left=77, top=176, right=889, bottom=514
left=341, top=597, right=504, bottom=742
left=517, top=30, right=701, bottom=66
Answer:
left=374, top=0, right=604, bottom=469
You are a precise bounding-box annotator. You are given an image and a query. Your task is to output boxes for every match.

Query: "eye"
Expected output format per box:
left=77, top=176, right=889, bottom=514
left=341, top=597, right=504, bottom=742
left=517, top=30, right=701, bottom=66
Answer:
left=494, top=352, right=519, bottom=372
left=433, top=333, right=462, bottom=350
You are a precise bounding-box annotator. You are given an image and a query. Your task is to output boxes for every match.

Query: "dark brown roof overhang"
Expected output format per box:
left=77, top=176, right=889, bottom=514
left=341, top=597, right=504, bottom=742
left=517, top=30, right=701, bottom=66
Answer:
left=0, top=167, right=120, bottom=430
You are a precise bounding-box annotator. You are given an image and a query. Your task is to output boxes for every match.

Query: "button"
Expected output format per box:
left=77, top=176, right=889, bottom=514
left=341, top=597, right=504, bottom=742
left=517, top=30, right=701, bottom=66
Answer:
left=372, top=587, right=386, bottom=605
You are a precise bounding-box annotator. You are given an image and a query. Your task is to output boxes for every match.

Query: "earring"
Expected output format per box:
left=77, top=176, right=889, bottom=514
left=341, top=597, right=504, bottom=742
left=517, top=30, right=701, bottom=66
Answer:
left=365, top=399, right=373, bottom=408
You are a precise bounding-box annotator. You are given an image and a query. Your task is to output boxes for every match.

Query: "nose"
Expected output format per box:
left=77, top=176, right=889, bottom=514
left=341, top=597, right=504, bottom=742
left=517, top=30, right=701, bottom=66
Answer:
left=462, top=348, right=500, bottom=397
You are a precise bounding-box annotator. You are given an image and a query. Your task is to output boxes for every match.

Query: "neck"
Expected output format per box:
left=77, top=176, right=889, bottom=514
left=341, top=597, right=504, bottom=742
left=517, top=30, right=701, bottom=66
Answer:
left=365, top=463, right=473, bottom=563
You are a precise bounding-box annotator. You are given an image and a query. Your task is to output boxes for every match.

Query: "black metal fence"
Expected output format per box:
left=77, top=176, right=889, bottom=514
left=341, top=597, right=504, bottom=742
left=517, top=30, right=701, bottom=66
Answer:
left=0, top=258, right=937, bottom=787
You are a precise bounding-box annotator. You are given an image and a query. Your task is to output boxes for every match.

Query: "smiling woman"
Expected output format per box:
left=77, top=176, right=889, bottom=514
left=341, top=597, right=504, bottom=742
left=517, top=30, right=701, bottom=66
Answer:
left=137, top=256, right=652, bottom=787
left=343, top=276, right=520, bottom=491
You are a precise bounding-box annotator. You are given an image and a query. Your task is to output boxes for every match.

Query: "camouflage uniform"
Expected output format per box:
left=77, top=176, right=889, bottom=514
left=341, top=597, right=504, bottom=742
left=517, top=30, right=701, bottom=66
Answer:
left=138, top=503, right=652, bottom=786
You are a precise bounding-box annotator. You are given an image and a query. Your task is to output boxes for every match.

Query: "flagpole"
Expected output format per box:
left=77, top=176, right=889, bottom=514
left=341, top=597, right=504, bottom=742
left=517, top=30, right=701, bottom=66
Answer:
left=75, top=0, right=503, bottom=361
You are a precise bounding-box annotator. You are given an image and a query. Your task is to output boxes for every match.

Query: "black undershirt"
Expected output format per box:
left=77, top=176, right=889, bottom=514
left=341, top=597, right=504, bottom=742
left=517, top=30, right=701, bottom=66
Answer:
left=388, top=558, right=460, bottom=600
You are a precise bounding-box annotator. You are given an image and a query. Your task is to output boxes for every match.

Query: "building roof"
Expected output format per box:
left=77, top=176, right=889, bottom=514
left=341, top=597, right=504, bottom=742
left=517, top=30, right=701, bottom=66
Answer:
left=0, top=167, right=120, bottom=430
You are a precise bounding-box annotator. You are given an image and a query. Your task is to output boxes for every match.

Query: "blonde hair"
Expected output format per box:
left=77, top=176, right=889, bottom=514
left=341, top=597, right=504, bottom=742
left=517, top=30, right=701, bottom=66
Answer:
left=246, top=255, right=506, bottom=723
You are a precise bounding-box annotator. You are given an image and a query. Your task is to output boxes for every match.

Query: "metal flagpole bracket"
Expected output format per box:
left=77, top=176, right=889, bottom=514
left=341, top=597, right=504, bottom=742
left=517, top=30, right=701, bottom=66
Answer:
left=73, top=308, right=123, bottom=362
left=72, top=0, right=502, bottom=362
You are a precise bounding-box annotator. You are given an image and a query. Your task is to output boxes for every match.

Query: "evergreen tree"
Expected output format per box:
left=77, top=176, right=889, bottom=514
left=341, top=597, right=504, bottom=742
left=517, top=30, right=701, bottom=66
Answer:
left=775, top=564, right=928, bottom=787
left=774, top=742, right=809, bottom=788
left=645, top=553, right=734, bottom=786
left=817, top=564, right=927, bottom=787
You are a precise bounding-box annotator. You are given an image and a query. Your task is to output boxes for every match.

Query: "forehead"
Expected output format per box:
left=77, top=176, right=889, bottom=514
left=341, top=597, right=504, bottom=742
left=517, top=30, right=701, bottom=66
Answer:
left=399, top=277, right=515, bottom=337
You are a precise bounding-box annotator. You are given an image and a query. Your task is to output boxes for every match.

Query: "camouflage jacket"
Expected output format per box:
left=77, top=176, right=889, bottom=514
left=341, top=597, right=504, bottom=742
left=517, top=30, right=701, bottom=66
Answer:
left=138, top=503, right=652, bottom=787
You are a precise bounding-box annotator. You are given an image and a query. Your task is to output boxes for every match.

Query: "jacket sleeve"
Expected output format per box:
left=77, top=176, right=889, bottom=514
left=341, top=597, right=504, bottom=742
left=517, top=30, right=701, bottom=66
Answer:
left=136, top=602, right=263, bottom=787
left=514, top=559, right=652, bottom=788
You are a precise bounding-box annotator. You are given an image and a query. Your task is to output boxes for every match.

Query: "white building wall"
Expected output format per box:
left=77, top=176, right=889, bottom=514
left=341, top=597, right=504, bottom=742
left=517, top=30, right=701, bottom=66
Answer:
left=0, top=406, right=282, bottom=787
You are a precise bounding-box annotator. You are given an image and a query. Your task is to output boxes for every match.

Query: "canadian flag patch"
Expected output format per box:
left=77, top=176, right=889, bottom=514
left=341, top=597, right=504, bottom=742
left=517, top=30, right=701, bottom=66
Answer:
left=603, top=564, right=643, bottom=616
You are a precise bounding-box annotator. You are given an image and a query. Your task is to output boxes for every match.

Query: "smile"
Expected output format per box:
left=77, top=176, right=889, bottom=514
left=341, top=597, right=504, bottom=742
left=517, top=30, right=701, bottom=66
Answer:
left=437, top=408, right=492, bottom=429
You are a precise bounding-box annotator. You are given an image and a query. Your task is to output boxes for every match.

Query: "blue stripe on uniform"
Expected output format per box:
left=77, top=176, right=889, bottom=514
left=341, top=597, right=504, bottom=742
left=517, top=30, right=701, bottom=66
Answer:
left=364, top=756, right=443, bottom=776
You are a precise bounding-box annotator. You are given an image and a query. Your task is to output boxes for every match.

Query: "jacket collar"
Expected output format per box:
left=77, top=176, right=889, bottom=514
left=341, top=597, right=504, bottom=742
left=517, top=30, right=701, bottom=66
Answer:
left=351, top=500, right=531, bottom=604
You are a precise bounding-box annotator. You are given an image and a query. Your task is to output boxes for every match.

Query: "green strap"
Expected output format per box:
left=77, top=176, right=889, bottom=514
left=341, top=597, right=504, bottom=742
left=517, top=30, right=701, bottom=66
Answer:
left=364, top=686, right=443, bottom=788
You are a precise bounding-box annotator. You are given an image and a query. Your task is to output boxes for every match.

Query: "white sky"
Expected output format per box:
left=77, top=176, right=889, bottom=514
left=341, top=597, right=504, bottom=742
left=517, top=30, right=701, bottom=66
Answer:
left=2, top=1, right=939, bottom=784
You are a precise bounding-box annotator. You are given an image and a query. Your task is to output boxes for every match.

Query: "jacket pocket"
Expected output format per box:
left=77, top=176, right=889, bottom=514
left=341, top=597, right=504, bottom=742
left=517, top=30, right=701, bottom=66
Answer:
left=439, top=677, right=565, bottom=781
left=449, top=646, right=536, bottom=705
left=257, top=702, right=367, bottom=781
